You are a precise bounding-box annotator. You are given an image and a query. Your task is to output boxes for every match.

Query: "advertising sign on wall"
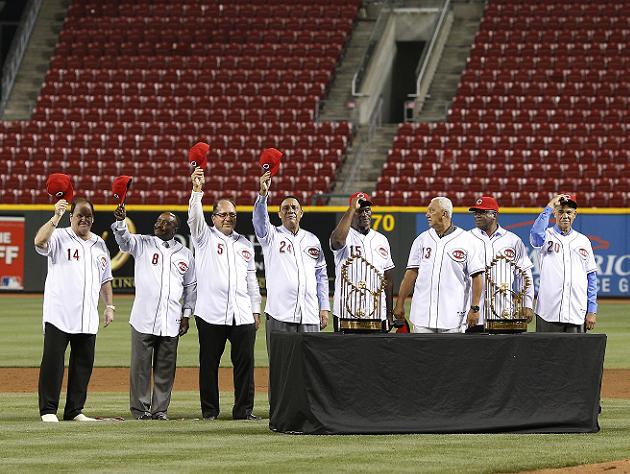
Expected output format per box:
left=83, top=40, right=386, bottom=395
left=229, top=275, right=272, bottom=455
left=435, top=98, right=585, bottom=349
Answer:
left=0, top=216, right=25, bottom=290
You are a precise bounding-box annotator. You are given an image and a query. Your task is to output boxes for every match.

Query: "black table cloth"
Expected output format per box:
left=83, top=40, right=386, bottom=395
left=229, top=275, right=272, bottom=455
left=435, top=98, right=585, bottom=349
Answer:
left=269, top=333, right=606, bottom=434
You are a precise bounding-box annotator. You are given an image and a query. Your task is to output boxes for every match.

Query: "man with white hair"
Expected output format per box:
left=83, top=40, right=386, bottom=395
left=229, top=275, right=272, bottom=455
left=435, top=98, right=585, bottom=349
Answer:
left=394, top=196, right=484, bottom=333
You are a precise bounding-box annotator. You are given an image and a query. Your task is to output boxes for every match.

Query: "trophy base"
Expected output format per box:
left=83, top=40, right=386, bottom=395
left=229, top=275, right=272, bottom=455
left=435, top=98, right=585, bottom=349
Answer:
left=335, top=317, right=386, bottom=334
left=484, top=319, right=528, bottom=334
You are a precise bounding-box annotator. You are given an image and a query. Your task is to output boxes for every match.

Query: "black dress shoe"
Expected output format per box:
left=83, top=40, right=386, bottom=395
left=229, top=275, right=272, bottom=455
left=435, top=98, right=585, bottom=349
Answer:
left=234, top=413, right=259, bottom=421
left=153, top=413, right=168, bottom=421
left=136, top=413, right=152, bottom=420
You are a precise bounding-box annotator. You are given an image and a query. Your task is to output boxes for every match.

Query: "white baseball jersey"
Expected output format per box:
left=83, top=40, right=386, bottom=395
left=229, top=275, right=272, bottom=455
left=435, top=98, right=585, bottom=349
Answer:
left=407, top=227, right=485, bottom=330
left=532, top=227, right=597, bottom=325
left=468, top=226, right=534, bottom=325
left=331, top=227, right=394, bottom=320
left=188, top=191, right=261, bottom=326
left=111, top=220, right=196, bottom=337
left=35, top=228, right=113, bottom=334
left=253, top=195, right=330, bottom=325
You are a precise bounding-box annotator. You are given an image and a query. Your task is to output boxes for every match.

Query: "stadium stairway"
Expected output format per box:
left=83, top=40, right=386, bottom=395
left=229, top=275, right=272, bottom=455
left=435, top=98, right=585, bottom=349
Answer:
left=319, top=7, right=379, bottom=122
left=2, top=0, right=69, bottom=120
left=415, top=0, right=485, bottom=122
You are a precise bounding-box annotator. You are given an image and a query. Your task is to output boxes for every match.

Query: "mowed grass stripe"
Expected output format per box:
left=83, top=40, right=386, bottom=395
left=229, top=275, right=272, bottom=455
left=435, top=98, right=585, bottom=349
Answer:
left=0, top=393, right=629, bottom=473
left=0, top=295, right=628, bottom=368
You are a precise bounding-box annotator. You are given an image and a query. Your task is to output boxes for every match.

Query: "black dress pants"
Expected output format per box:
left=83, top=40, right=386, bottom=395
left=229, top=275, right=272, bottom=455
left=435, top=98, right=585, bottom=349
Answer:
left=38, top=322, right=96, bottom=420
left=195, top=317, right=256, bottom=419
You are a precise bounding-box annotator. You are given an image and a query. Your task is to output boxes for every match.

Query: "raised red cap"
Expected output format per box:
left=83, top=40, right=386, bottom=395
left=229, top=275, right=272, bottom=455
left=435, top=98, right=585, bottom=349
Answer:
left=46, top=173, right=74, bottom=202
left=188, top=142, right=209, bottom=170
left=259, top=147, right=282, bottom=176
left=349, top=192, right=373, bottom=207
left=112, top=176, right=133, bottom=204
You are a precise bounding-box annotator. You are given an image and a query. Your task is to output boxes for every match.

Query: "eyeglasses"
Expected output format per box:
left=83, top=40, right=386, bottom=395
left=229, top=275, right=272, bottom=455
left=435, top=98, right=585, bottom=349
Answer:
left=72, top=214, right=93, bottom=221
left=213, top=212, right=237, bottom=219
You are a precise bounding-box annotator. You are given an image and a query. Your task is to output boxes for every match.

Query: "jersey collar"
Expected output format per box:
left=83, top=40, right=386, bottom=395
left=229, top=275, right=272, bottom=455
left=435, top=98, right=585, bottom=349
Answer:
left=473, top=225, right=505, bottom=240
left=553, top=224, right=573, bottom=236
left=68, top=227, right=96, bottom=243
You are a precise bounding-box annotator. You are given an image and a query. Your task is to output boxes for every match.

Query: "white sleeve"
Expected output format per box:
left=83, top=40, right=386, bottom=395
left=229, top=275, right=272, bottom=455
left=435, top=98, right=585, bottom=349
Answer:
left=35, top=228, right=60, bottom=258
left=584, top=240, right=598, bottom=274
left=252, top=194, right=273, bottom=246
left=111, top=220, right=144, bottom=256
left=100, top=242, right=113, bottom=284
left=246, top=255, right=262, bottom=314
left=515, top=237, right=534, bottom=271
left=187, top=191, right=210, bottom=246
left=384, top=240, right=395, bottom=271
left=466, top=240, right=485, bottom=276
left=406, top=235, right=422, bottom=269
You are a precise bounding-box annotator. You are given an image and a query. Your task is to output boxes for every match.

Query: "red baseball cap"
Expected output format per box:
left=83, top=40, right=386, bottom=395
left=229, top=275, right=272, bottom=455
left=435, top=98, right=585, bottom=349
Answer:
left=559, top=193, right=578, bottom=209
left=46, top=173, right=74, bottom=202
left=349, top=192, right=373, bottom=207
left=188, top=142, right=209, bottom=170
left=469, top=196, right=499, bottom=212
left=259, top=147, right=283, bottom=176
left=112, top=176, right=133, bottom=205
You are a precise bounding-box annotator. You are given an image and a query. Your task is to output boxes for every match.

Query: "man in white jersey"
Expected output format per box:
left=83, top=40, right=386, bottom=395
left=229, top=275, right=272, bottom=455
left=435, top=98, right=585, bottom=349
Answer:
left=330, top=192, right=394, bottom=329
left=467, top=196, right=534, bottom=332
left=189, top=168, right=262, bottom=421
left=530, top=193, right=598, bottom=332
left=253, top=171, right=331, bottom=352
left=112, top=206, right=196, bottom=420
left=394, top=196, right=484, bottom=333
left=34, top=198, right=114, bottom=422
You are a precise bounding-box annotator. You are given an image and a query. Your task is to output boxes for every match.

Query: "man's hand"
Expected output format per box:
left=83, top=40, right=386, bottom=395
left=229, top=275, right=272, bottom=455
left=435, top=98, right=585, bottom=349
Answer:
left=350, top=195, right=362, bottom=211
left=466, top=308, right=480, bottom=328
left=179, top=317, right=189, bottom=336
left=103, top=307, right=114, bottom=327
left=253, top=313, right=260, bottom=330
left=54, top=199, right=68, bottom=217
left=547, top=194, right=571, bottom=209
left=259, top=171, right=271, bottom=196
left=192, top=168, right=205, bottom=192
left=522, top=307, right=535, bottom=324
left=585, top=312, right=597, bottom=331
left=393, top=304, right=405, bottom=321
left=114, top=204, right=126, bottom=221
left=319, top=310, right=329, bottom=330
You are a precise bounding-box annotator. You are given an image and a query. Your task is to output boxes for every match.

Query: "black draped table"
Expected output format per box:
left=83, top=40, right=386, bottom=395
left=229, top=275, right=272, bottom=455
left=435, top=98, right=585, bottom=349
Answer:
left=268, top=333, right=606, bottom=434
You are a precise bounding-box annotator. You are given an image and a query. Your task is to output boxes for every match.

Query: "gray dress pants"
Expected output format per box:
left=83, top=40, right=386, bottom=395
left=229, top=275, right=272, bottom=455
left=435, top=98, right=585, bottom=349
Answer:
left=130, top=326, right=179, bottom=419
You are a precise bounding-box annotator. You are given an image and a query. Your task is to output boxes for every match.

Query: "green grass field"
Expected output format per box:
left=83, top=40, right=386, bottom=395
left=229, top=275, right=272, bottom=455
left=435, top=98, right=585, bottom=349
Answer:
left=0, top=295, right=628, bottom=473
left=0, top=296, right=628, bottom=368
left=0, top=393, right=629, bottom=472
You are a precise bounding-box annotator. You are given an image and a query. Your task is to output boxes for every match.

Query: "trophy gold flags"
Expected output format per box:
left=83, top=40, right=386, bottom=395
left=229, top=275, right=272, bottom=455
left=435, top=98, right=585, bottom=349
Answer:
left=484, top=255, right=531, bottom=333
left=336, top=255, right=387, bottom=333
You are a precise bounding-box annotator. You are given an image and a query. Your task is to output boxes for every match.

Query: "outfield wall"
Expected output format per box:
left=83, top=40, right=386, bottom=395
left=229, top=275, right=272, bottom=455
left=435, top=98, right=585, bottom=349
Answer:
left=1, top=205, right=629, bottom=296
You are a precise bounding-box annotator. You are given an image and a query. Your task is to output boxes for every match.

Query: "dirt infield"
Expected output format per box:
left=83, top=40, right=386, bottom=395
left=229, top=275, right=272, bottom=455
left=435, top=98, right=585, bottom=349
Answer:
left=1, top=367, right=629, bottom=397
left=526, top=459, right=630, bottom=473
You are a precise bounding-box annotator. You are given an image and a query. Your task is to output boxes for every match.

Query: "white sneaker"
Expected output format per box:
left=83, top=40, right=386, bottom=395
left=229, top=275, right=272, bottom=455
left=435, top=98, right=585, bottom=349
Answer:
left=41, top=414, right=59, bottom=423
left=72, top=413, right=97, bottom=422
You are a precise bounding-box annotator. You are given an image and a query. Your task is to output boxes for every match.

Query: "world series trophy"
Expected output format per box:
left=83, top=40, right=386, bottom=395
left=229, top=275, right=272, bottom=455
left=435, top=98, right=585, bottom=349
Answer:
left=335, top=255, right=388, bottom=333
left=484, top=255, right=532, bottom=333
